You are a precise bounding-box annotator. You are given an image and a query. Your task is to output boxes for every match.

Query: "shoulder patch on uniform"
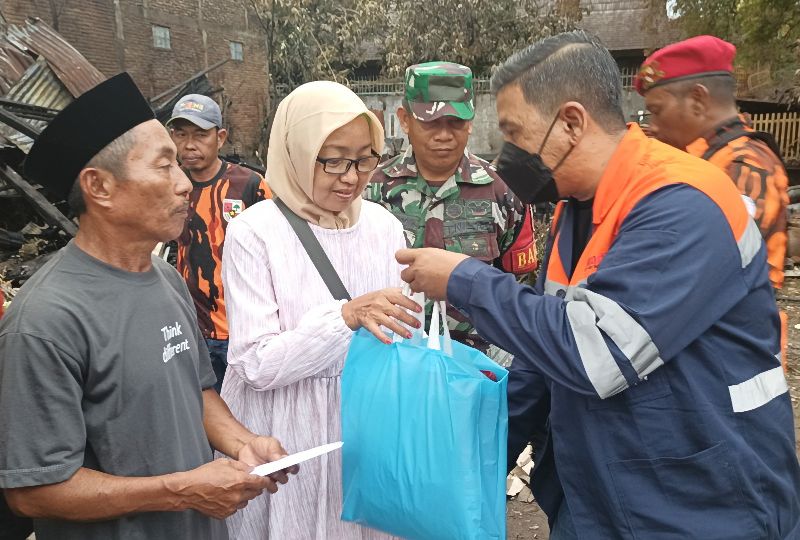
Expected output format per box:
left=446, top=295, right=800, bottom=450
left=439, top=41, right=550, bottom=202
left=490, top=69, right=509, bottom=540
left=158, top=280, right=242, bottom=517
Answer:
left=469, top=168, right=494, bottom=185
left=222, top=199, right=244, bottom=221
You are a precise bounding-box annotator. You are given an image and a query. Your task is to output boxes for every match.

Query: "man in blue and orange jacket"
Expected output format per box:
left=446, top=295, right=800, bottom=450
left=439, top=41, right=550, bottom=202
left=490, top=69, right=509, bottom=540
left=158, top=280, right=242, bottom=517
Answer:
left=398, top=31, right=800, bottom=539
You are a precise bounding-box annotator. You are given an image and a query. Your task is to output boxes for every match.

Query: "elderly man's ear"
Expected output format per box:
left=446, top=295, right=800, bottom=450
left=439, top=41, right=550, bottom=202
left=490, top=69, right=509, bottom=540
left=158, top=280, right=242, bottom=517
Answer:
left=78, top=167, right=116, bottom=210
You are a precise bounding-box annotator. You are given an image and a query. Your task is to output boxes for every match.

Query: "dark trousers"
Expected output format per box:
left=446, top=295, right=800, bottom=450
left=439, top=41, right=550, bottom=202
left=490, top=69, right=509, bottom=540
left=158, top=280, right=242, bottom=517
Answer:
left=0, top=492, right=33, bottom=540
left=206, top=338, right=229, bottom=393
left=550, top=499, right=578, bottom=540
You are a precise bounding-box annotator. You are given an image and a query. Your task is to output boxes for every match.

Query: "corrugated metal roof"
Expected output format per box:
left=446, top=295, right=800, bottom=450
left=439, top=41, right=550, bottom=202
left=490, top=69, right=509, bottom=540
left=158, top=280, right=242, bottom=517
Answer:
left=6, top=18, right=105, bottom=97
left=7, top=57, right=72, bottom=111
left=0, top=38, right=34, bottom=94
left=0, top=58, right=71, bottom=152
left=0, top=18, right=107, bottom=153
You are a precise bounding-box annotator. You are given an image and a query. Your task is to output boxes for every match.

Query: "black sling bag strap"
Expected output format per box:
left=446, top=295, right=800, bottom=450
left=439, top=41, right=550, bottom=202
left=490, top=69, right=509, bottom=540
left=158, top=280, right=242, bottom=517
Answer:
left=702, top=124, right=785, bottom=164
left=274, top=198, right=352, bottom=301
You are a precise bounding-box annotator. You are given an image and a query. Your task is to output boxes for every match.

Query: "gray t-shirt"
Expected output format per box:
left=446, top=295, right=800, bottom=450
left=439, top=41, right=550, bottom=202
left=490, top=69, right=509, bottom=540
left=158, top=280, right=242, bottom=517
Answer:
left=0, top=241, right=228, bottom=540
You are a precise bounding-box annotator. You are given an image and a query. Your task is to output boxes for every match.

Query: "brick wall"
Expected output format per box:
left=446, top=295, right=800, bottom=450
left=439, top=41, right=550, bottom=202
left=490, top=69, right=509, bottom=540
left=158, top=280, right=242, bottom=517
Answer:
left=1, top=0, right=269, bottom=160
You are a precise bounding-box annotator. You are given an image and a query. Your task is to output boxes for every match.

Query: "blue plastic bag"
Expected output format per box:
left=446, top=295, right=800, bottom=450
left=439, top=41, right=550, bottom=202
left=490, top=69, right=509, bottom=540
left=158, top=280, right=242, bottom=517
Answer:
left=341, top=300, right=508, bottom=540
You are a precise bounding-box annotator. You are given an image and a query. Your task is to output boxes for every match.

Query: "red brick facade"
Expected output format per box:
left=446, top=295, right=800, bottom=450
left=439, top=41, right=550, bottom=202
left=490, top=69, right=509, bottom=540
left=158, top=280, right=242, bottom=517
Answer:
left=2, top=0, right=269, bottom=160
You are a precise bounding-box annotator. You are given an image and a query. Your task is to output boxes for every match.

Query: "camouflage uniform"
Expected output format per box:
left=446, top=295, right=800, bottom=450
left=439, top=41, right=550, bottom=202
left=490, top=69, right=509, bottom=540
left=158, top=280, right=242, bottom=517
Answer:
left=365, top=62, right=537, bottom=358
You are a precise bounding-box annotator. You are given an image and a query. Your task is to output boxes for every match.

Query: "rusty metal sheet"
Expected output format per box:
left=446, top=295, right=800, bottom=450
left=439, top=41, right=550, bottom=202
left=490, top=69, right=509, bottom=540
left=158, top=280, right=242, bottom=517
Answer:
left=7, top=57, right=72, bottom=111
left=0, top=39, right=34, bottom=94
left=6, top=18, right=105, bottom=97
left=0, top=58, right=71, bottom=152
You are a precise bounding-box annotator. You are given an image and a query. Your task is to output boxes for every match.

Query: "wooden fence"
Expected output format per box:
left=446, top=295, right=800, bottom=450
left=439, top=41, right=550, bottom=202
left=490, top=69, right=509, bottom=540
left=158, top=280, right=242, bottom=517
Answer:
left=751, top=112, right=800, bottom=164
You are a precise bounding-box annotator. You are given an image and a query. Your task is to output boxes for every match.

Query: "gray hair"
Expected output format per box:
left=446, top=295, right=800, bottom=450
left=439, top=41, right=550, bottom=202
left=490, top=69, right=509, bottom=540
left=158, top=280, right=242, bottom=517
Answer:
left=68, top=128, right=138, bottom=215
left=491, top=31, right=626, bottom=132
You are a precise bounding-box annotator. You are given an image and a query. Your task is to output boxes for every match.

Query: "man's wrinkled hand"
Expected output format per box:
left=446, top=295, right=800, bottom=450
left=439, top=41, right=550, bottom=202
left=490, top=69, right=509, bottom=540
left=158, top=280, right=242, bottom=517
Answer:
left=172, top=458, right=276, bottom=520
left=238, top=436, right=298, bottom=486
left=396, top=248, right=469, bottom=300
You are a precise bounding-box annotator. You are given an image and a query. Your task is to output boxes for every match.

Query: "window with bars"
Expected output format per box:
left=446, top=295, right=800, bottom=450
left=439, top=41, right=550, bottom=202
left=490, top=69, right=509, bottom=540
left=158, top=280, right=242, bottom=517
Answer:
left=153, top=25, right=171, bottom=50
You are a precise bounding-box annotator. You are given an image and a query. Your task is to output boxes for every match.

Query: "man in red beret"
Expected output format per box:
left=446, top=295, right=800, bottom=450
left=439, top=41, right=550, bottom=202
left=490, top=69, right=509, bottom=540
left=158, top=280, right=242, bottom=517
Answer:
left=636, top=35, right=790, bottom=369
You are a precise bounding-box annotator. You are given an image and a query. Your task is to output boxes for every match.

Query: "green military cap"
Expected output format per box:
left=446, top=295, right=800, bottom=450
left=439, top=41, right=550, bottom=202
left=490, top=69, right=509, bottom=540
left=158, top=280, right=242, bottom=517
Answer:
left=403, top=61, right=475, bottom=122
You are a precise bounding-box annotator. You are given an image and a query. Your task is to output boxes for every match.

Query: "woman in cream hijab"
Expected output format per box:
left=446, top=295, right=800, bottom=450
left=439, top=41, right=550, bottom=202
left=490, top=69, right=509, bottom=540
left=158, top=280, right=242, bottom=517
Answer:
left=220, top=81, right=419, bottom=539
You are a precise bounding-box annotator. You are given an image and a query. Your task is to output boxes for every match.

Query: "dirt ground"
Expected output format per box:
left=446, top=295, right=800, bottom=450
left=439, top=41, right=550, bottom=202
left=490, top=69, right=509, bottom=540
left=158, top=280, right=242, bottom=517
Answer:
left=505, top=277, right=800, bottom=539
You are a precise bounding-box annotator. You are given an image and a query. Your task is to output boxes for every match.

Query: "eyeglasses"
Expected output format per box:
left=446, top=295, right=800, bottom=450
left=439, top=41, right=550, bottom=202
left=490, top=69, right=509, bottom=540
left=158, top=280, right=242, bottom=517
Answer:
left=315, top=153, right=380, bottom=175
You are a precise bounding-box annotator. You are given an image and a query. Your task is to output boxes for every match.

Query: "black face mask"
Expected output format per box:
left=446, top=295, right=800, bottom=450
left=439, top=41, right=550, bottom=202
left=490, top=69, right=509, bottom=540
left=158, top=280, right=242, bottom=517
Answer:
left=496, top=114, right=574, bottom=204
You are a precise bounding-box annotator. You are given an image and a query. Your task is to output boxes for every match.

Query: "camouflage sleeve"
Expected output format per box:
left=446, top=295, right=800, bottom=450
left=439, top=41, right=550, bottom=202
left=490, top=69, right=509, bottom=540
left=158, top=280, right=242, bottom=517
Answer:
left=497, top=189, right=526, bottom=252
left=363, top=180, right=383, bottom=203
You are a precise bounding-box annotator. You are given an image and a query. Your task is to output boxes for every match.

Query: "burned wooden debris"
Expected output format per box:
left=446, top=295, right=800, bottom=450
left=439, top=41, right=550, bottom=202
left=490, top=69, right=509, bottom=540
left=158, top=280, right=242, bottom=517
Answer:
left=0, top=18, right=224, bottom=299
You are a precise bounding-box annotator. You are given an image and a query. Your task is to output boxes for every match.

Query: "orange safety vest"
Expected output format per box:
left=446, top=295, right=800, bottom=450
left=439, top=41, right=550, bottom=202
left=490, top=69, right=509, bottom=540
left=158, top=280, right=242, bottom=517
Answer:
left=545, top=125, right=755, bottom=298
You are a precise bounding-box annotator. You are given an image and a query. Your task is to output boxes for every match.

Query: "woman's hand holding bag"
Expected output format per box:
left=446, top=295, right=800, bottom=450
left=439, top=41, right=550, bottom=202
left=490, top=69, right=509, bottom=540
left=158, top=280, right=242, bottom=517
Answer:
left=341, top=287, right=422, bottom=344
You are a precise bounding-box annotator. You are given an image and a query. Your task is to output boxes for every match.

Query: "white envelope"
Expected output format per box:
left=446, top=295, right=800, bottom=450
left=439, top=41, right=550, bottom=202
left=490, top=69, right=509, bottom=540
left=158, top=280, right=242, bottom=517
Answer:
left=251, top=441, right=343, bottom=477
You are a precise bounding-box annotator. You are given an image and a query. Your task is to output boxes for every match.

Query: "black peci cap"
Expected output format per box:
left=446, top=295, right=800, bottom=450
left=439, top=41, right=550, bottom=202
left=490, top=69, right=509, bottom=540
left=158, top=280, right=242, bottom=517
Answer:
left=24, top=72, right=155, bottom=201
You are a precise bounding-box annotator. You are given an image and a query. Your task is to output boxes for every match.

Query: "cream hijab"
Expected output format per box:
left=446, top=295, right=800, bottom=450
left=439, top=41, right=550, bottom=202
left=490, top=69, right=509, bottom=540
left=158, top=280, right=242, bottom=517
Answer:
left=267, top=81, right=385, bottom=229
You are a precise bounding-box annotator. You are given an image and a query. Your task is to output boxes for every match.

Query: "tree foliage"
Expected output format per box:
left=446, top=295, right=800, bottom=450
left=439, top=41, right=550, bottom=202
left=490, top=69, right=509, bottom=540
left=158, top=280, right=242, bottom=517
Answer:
left=249, top=0, right=583, bottom=144
left=736, top=0, right=800, bottom=81
left=249, top=0, right=386, bottom=89
left=649, top=0, right=800, bottom=98
left=382, top=0, right=584, bottom=77
left=251, top=0, right=583, bottom=86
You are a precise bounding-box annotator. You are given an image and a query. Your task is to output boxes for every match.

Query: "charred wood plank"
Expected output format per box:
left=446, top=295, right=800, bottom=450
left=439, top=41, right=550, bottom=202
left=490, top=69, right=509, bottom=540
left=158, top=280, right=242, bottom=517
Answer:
left=0, top=98, right=59, bottom=122
left=0, top=228, right=24, bottom=250
left=0, top=166, right=76, bottom=237
left=0, top=107, right=41, bottom=140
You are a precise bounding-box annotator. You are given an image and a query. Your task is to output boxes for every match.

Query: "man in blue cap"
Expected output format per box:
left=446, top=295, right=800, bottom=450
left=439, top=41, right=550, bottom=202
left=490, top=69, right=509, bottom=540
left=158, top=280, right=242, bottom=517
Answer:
left=167, top=95, right=270, bottom=392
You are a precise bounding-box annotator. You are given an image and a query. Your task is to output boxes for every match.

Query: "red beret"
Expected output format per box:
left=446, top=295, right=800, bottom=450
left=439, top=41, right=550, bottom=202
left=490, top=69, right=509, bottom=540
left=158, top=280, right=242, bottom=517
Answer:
left=634, top=35, right=736, bottom=94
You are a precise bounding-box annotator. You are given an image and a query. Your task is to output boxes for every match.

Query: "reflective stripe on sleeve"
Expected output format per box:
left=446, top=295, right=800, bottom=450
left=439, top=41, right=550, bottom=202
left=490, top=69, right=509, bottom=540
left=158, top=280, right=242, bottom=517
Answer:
left=738, top=219, right=762, bottom=268
left=571, top=288, right=664, bottom=379
left=545, top=279, right=587, bottom=300
left=544, top=279, right=563, bottom=297
left=728, top=364, right=789, bottom=413
left=565, top=301, right=629, bottom=399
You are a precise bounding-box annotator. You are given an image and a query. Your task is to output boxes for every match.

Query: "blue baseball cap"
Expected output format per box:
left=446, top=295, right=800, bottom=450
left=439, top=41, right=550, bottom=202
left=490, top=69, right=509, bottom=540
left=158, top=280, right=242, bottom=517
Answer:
left=166, top=94, right=222, bottom=130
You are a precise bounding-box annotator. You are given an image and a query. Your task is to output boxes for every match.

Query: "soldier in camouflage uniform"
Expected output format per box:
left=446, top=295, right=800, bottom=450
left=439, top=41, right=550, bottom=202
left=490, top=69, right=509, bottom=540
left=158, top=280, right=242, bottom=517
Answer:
left=365, top=61, right=537, bottom=360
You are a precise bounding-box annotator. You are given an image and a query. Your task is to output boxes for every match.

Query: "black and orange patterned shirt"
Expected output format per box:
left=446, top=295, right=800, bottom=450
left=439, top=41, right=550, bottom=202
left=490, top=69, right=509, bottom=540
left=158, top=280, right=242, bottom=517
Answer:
left=686, top=117, right=788, bottom=289
left=177, top=160, right=270, bottom=339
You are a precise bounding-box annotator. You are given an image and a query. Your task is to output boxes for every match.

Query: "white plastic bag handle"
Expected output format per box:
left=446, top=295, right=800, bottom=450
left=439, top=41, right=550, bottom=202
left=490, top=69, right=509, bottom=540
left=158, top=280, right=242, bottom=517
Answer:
left=392, top=285, right=453, bottom=356
left=427, top=300, right=453, bottom=356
